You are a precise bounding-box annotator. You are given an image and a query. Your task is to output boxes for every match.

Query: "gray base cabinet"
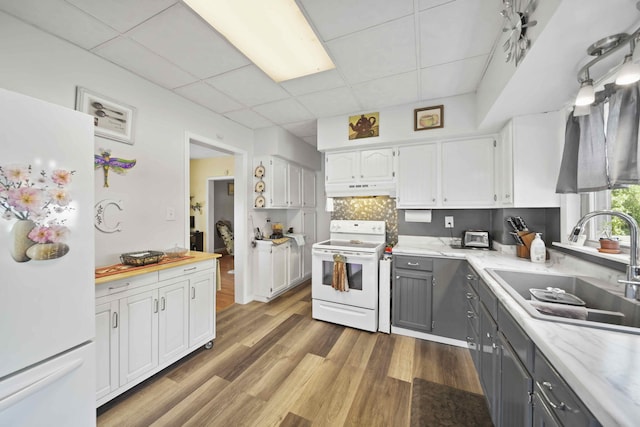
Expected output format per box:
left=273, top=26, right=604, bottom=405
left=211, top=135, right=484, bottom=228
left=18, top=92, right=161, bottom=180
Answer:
left=465, top=265, right=602, bottom=427
left=431, top=258, right=467, bottom=340
left=392, top=259, right=433, bottom=332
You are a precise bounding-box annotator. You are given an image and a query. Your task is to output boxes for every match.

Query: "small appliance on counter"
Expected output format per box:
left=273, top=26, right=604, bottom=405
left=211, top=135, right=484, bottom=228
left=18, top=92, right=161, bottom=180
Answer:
left=462, top=230, right=491, bottom=249
left=269, top=222, right=284, bottom=239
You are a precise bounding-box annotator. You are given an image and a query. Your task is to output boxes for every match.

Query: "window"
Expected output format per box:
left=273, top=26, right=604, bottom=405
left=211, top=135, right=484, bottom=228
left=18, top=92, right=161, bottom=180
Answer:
left=582, top=185, right=640, bottom=244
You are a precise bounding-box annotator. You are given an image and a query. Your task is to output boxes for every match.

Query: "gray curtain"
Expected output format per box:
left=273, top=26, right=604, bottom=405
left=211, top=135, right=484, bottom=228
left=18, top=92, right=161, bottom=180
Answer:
left=556, top=104, right=608, bottom=193
left=607, top=84, right=640, bottom=186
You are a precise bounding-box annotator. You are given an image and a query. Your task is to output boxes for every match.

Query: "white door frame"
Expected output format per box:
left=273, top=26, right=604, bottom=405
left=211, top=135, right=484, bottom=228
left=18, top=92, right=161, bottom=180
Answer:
left=207, top=176, right=234, bottom=253
left=184, top=132, right=251, bottom=304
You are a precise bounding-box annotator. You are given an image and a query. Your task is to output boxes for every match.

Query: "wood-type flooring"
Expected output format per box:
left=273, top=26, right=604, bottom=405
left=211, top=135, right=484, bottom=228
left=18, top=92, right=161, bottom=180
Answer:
left=216, top=254, right=234, bottom=312
left=97, top=281, right=483, bottom=427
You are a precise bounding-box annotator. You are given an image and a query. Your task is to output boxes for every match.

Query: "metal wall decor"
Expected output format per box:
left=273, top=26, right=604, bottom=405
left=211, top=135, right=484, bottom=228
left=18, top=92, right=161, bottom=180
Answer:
left=500, top=0, right=537, bottom=65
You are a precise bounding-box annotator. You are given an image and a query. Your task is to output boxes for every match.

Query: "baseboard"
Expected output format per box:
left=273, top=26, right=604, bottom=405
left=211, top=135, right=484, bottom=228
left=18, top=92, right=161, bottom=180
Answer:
left=390, top=326, right=468, bottom=348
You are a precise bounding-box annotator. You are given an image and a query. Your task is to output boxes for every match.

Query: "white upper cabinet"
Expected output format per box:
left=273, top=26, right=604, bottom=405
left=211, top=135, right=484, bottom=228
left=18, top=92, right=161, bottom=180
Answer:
left=325, top=151, right=359, bottom=184
left=441, top=138, right=496, bottom=207
left=498, top=112, right=562, bottom=207
left=254, top=156, right=315, bottom=209
left=359, top=148, right=395, bottom=182
left=397, top=144, right=438, bottom=208
left=302, top=168, right=316, bottom=208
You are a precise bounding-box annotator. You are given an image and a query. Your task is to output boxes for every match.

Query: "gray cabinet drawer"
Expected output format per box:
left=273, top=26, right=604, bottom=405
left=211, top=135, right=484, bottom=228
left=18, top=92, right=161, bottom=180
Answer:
left=393, top=255, right=433, bottom=271
left=534, top=348, right=600, bottom=427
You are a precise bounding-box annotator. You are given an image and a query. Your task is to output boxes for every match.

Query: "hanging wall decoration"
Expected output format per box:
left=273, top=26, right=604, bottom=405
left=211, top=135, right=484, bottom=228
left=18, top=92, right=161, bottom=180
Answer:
left=76, top=87, right=137, bottom=144
left=349, top=112, right=379, bottom=140
left=94, top=199, right=124, bottom=233
left=94, top=149, right=136, bottom=188
left=414, top=105, right=444, bottom=131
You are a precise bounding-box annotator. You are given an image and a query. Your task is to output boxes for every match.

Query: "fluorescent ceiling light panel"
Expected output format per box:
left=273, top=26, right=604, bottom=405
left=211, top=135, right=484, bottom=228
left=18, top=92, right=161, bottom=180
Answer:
left=184, top=0, right=335, bottom=82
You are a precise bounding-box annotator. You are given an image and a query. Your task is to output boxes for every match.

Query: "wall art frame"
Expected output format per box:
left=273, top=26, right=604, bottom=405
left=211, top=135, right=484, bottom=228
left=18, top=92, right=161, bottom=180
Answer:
left=414, top=105, right=444, bottom=131
left=75, top=87, right=136, bottom=144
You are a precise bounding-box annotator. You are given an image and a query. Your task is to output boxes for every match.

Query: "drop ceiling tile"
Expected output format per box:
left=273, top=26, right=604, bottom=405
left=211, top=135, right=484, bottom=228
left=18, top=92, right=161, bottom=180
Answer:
left=299, top=0, right=414, bottom=41
left=297, top=87, right=361, bottom=117
left=252, top=98, right=313, bottom=125
left=418, top=0, right=456, bottom=11
left=174, top=82, right=243, bottom=113
left=352, top=71, right=419, bottom=109
left=206, top=66, right=289, bottom=107
left=327, top=15, right=417, bottom=84
left=418, top=0, right=502, bottom=68
left=127, top=4, right=250, bottom=79
left=65, top=0, right=177, bottom=33
left=420, top=55, right=488, bottom=99
left=224, top=109, right=273, bottom=129
left=283, top=120, right=317, bottom=138
left=0, top=0, right=118, bottom=49
left=280, top=69, right=345, bottom=96
left=92, top=37, right=197, bottom=89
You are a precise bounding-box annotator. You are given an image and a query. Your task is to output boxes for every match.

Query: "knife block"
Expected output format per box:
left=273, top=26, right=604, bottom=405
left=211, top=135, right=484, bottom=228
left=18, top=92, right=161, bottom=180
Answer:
left=516, top=232, right=536, bottom=259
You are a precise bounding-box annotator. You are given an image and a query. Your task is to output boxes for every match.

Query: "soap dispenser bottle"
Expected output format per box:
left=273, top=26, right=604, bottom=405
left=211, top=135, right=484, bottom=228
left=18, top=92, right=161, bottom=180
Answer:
left=530, top=233, right=546, bottom=263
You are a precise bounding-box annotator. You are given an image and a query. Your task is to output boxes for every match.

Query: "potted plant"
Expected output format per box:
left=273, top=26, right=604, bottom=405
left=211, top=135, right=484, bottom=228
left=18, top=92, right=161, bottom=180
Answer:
left=599, top=223, right=620, bottom=252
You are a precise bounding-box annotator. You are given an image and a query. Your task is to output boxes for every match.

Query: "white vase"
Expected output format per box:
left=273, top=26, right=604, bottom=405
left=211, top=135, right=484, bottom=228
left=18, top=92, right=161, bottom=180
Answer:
left=10, top=219, right=36, bottom=262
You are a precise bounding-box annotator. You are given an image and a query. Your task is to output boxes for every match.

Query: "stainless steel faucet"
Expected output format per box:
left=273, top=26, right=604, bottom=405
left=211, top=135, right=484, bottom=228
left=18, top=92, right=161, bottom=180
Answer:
left=569, top=210, right=640, bottom=300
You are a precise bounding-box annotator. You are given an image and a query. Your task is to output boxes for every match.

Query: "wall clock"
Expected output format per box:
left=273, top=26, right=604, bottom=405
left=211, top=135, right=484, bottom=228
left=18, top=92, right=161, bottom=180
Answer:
left=255, top=180, right=265, bottom=193
left=501, top=0, right=537, bottom=66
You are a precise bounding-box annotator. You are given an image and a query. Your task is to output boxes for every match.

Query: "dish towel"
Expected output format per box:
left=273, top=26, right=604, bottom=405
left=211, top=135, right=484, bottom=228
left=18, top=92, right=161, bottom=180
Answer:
left=284, top=233, right=305, bottom=246
left=332, top=254, right=349, bottom=292
left=529, top=300, right=588, bottom=320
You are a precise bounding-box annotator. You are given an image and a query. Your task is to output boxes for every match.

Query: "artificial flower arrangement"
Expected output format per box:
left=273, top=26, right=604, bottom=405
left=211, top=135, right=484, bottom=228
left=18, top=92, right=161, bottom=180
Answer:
left=0, top=163, right=75, bottom=261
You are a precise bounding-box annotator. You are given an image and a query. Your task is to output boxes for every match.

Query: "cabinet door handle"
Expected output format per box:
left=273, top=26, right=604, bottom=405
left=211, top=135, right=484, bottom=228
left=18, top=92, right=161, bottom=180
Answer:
left=191, top=287, right=196, bottom=299
left=466, top=274, right=475, bottom=280
left=538, top=381, right=567, bottom=411
left=154, top=299, right=159, bottom=313
left=161, top=297, right=166, bottom=311
left=467, top=311, right=476, bottom=318
left=407, top=262, right=419, bottom=266
left=112, top=312, right=118, bottom=328
left=466, top=293, right=476, bottom=299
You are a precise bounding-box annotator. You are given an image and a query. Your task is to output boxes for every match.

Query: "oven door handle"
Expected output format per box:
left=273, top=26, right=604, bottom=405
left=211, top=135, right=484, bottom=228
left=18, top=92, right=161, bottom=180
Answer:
left=312, top=250, right=376, bottom=260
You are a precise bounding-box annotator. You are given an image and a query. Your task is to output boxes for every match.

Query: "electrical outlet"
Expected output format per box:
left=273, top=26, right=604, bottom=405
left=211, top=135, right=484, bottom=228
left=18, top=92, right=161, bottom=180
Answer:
left=166, top=207, right=176, bottom=221
left=445, top=216, right=454, bottom=228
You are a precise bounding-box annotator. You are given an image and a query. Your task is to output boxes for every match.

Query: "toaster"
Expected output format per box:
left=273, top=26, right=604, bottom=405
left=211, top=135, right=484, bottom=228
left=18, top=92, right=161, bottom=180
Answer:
left=463, top=230, right=491, bottom=249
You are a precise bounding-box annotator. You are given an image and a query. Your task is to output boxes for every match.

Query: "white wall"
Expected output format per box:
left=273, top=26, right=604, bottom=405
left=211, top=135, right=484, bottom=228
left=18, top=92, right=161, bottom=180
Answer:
left=254, top=127, right=322, bottom=170
left=317, top=93, right=483, bottom=151
left=0, top=12, right=254, bottom=266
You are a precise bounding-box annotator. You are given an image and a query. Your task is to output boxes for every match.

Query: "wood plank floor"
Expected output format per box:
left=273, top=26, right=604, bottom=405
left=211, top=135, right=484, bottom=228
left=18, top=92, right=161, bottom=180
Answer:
left=97, top=281, right=482, bottom=426
left=216, top=254, right=234, bottom=312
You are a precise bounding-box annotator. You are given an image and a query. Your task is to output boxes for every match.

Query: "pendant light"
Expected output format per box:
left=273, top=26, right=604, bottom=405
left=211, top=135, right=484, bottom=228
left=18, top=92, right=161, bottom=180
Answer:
left=575, top=71, right=595, bottom=106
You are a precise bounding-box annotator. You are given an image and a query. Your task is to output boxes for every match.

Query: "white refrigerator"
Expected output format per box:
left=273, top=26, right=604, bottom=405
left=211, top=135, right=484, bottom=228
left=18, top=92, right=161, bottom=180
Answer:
left=0, top=89, right=96, bottom=426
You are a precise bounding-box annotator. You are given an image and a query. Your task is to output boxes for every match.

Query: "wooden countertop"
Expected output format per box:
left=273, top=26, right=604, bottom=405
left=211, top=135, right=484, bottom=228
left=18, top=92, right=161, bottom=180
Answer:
left=95, top=251, right=221, bottom=285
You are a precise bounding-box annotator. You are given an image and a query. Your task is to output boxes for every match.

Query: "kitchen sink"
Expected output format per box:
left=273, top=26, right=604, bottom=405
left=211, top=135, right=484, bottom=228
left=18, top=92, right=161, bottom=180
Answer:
left=486, top=269, right=640, bottom=334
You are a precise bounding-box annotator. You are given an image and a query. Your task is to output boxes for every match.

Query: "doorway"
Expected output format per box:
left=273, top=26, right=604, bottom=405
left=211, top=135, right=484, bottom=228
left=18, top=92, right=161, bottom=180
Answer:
left=185, top=132, right=250, bottom=307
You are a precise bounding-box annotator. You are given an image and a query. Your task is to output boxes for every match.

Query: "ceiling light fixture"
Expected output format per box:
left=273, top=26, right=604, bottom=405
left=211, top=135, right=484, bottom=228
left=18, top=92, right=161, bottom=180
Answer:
left=575, top=27, right=640, bottom=106
left=183, top=0, right=335, bottom=83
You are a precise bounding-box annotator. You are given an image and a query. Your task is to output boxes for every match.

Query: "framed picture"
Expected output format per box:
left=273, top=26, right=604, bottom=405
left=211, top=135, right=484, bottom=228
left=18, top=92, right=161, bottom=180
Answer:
left=75, top=87, right=136, bottom=144
left=414, top=105, right=444, bottom=131
left=348, top=112, right=379, bottom=140
left=228, top=182, right=234, bottom=196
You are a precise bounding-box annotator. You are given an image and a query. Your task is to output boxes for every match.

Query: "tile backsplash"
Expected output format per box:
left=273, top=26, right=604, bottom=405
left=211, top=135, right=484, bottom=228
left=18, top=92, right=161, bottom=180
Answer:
left=331, top=196, right=398, bottom=245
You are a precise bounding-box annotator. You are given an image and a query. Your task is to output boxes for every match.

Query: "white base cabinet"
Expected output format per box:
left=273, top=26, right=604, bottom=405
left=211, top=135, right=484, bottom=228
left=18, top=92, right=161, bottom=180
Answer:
left=95, top=259, right=216, bottom=407
left=254, top=240, right=306, bottom=301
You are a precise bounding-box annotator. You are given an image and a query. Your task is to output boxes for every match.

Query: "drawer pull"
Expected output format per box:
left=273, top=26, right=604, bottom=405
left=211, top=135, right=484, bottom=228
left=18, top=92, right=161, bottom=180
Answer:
left=467, top=310, right=476, bottom=318
left=466, top=274, right=475, bottom=280
left=407, top=262, right=420, bottom=266
left=184, top=266, right=197, bottom=272
left=108, top=282, right=130, bottom=291
left=539, top=381, right=567, bottom=411
left=466, top=293, right=476, bottom=300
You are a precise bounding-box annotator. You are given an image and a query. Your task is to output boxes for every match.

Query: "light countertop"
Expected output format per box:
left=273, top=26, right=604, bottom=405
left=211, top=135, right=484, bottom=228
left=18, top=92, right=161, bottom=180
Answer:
left=393, top=236, right=640, bottom=427
left=95, top=251, right=221, bottom=285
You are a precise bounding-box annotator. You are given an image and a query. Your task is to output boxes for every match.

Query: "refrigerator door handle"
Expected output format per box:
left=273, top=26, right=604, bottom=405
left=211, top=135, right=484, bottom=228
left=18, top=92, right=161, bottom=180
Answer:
left=0, top=358, right=84, bottom=412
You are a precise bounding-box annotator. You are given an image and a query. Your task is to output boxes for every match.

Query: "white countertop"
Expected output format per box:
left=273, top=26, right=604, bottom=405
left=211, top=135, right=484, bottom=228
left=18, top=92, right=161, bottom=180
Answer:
left=393, top=236, right=640, bottom=427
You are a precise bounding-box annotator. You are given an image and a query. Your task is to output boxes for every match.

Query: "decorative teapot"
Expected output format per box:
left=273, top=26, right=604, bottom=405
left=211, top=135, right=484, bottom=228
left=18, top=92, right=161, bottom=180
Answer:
left=350, top=114, right=376, bottom=137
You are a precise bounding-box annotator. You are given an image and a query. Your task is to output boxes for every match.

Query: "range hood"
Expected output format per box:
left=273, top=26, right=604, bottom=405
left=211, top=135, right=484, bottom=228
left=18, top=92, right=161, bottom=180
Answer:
left=325, top=180, right=396, bottom=198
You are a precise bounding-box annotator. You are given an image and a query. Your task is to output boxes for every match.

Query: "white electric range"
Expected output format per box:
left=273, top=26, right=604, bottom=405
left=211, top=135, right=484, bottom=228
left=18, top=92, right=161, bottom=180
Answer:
left=311, top=220, right=386, bottom=332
